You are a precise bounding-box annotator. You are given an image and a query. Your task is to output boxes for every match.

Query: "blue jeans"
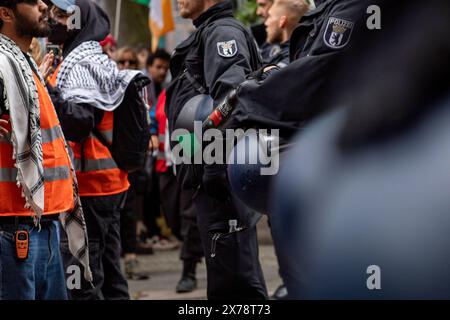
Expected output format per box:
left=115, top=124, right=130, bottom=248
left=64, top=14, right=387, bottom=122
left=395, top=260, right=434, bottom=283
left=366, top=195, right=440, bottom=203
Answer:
left=0, top=221, right=68, bottom=300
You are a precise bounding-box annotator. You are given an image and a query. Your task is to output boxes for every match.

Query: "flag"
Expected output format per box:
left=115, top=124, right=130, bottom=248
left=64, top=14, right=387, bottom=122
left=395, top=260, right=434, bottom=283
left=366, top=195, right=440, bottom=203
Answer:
left=129, top=0, right=174, bottom=51
left=131, top=0, right=150, bottom=5
left=149, top=0, right=175, bottom=51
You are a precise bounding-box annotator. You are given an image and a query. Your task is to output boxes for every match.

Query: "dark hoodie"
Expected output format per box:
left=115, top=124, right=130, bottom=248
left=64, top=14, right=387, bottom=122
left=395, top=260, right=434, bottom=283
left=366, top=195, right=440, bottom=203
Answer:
left=62, top=0, right=110, bottom=58
left=49, top=1, right=115, bottom=142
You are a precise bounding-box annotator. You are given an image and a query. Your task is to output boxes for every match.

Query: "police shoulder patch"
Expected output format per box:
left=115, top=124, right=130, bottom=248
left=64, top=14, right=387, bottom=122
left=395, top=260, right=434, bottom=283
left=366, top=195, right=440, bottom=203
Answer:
left=217, top=40, right=238, bottom=58
left=323, top=17, right=355, bottom=49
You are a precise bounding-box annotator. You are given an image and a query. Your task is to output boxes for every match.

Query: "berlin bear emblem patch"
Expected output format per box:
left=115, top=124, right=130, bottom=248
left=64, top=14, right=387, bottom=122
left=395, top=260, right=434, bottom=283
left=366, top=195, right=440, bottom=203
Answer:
left=217, top=40, right=238, bottom=58
left=324, top=17, right=354, bottom=49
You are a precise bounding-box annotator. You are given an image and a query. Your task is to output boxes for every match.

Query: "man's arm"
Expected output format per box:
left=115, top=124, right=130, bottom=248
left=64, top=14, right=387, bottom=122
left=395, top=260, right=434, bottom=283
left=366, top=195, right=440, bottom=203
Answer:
left=203, top=24, right=257, bottom=105
left=201, top=24, right=259, bottom=199
left=48, top=85, right=103, bottom=142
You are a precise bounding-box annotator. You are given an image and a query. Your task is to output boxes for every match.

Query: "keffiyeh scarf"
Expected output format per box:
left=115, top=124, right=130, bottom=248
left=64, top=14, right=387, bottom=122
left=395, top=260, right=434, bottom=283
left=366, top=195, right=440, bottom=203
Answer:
left=0, top=34, right=92, bottom=282
left=56, top=41, right=140, bottom=111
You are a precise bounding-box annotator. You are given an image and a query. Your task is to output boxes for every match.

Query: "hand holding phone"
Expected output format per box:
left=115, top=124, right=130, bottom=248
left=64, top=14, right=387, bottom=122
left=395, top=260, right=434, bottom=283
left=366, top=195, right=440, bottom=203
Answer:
left=45, top=44, right=61, bottom=70
left=40, top=52, right=55, bottom=81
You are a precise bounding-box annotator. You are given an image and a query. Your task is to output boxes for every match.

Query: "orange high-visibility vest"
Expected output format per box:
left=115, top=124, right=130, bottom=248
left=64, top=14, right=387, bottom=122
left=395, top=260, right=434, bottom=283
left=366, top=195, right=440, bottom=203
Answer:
left=49, top=64, right=130, bottom=197
left=69, top=111, right=129, bottom=197
left=49, top=63, right=129, bottom=197
left=47, top=64, right=61, bottom=88
left=0, top=73, right=75, bottom=216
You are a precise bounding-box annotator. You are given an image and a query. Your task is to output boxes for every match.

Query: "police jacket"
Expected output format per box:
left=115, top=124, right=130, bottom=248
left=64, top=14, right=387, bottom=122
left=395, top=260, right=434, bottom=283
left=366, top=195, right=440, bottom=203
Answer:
left=165, top=0, right=261, bottom=133
left=231, top=0, right=381, bottom=140
left=265, top=41, right=290, bottom=68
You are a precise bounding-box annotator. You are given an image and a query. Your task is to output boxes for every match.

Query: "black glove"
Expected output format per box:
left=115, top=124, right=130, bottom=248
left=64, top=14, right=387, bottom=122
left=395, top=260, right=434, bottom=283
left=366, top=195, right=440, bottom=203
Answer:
left=246, top=64, right=281, bottom=83
left=202, top=163, right=230, bottom=201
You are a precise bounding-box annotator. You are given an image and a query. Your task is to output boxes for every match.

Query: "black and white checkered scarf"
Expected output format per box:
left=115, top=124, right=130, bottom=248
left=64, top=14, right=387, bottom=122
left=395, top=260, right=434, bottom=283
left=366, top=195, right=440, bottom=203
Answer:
left=56, top=41, right=140, bottom=111
left=0, top=34, right=93, bottom=283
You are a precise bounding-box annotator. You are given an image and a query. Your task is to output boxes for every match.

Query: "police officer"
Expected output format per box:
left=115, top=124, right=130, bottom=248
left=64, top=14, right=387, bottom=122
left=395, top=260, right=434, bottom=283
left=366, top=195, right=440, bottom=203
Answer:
left=227, top=0, right=382, bottom=211
left=166, top=0, right=268, bottom=299
left=232, top=0, right=381, bottom=140
left=223, top=0, right=383, bottom=299
left=254, top=0, right=277, bottom=63
left=264, top=0, right=308, bottom=67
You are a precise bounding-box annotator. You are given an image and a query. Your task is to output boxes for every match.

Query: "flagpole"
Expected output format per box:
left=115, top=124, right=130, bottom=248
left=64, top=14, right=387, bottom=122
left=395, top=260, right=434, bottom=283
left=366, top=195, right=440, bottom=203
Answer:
left=114, top=0, right=122, bottom=39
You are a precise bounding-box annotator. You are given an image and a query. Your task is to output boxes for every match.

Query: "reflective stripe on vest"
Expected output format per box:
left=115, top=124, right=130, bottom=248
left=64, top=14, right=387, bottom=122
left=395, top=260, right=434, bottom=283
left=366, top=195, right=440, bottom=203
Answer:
left=0, top=126, right=62, bottom=144
left=42, top=126, right=63, bottom=143
left=0, top=166, right=70, bottom=183
left=0, top=73, right=75, bottom=216
left=88, top=131, right=113, bottom=145
left=70, top=111, right=129, bottom=197
left=73, top=158, right=118, bottom=172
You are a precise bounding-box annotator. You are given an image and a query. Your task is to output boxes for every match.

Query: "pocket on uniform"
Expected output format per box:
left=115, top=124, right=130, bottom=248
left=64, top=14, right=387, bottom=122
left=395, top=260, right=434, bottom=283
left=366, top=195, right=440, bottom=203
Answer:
left=207, top=221, right=248, bottom=261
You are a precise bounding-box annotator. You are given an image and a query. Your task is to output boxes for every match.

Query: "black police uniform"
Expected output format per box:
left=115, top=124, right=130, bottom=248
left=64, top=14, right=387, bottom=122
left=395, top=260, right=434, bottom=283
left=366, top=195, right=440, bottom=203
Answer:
left=165, top=1, right=268, bottom=300
left=265, top=41, right=290, bottom=68
left=250, top=23, right=280, bottom=64
left=260, top=42, right=280, bottom=64
left=232, top=0, right=380, bottom=140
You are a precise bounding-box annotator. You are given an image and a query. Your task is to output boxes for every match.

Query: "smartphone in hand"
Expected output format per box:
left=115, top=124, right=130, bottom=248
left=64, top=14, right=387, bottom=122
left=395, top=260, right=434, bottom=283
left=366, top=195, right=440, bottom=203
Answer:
left=45, top=44, right=62, bottom=70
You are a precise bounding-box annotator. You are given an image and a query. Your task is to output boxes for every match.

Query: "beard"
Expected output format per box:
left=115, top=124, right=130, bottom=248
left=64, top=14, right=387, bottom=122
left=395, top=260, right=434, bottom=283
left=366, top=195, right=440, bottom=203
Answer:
left=268, top=29, right=283, bottom=45
left=14, top=9, right=50, bottom=38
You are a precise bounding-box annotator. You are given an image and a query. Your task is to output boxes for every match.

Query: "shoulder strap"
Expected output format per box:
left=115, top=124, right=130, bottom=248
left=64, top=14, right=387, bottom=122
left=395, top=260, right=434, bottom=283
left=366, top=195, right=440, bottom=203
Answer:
left=184, top=69, right=207, bottom=94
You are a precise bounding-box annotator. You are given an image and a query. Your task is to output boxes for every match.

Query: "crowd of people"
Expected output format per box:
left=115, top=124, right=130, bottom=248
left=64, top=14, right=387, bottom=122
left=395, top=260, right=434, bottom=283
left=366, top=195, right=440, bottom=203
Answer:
left=1, top=0, right=449, bottom=301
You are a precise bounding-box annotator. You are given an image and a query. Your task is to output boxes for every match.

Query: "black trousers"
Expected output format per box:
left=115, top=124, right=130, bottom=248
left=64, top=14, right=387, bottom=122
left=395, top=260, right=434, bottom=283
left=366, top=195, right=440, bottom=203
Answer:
left=61, top=192, right=130, bottom=300
left=159, top=170, right=203, bottom=262
left=120, top=172, right=139, bottom=254
left=142, top=157, right=163, bottom=238
left=194, top=188, right=268, bottom=300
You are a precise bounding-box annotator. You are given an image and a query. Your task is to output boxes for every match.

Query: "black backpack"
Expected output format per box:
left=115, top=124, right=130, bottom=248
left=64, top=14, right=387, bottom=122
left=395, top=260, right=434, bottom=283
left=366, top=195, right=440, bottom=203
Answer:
left=93, top=74, right=152, bottom=173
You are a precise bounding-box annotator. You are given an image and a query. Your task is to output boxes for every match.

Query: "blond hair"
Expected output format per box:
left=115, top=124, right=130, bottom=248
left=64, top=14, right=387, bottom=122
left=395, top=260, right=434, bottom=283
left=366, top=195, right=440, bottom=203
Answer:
left=28, top=38, right=44, bottom=66
left=272, top=0, right=309, bottom=23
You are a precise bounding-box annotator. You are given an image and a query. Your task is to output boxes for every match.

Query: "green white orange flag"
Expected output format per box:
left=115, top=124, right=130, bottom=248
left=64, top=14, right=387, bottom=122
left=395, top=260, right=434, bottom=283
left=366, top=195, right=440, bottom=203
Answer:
left=130, top=0, right=175, bottom=51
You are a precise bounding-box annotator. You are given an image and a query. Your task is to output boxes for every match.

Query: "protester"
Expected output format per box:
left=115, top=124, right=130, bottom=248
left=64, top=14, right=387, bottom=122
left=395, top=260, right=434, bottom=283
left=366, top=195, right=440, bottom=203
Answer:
left=29, top=37, right=44, bottom=64
left=116, top=46, right=138, bottom=70
left=154, top=90, right=204, bottom=293
left=100, top=33, right=117, bottom=60
left=0, top=0, right=91, bottom=300
left=141, top=48, right=181, bottom=252
left=136, top=43, right=150, bottom=71
left=46, top=0, right=149, bottom=299
left=115, top=46, right=153, bottom=281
